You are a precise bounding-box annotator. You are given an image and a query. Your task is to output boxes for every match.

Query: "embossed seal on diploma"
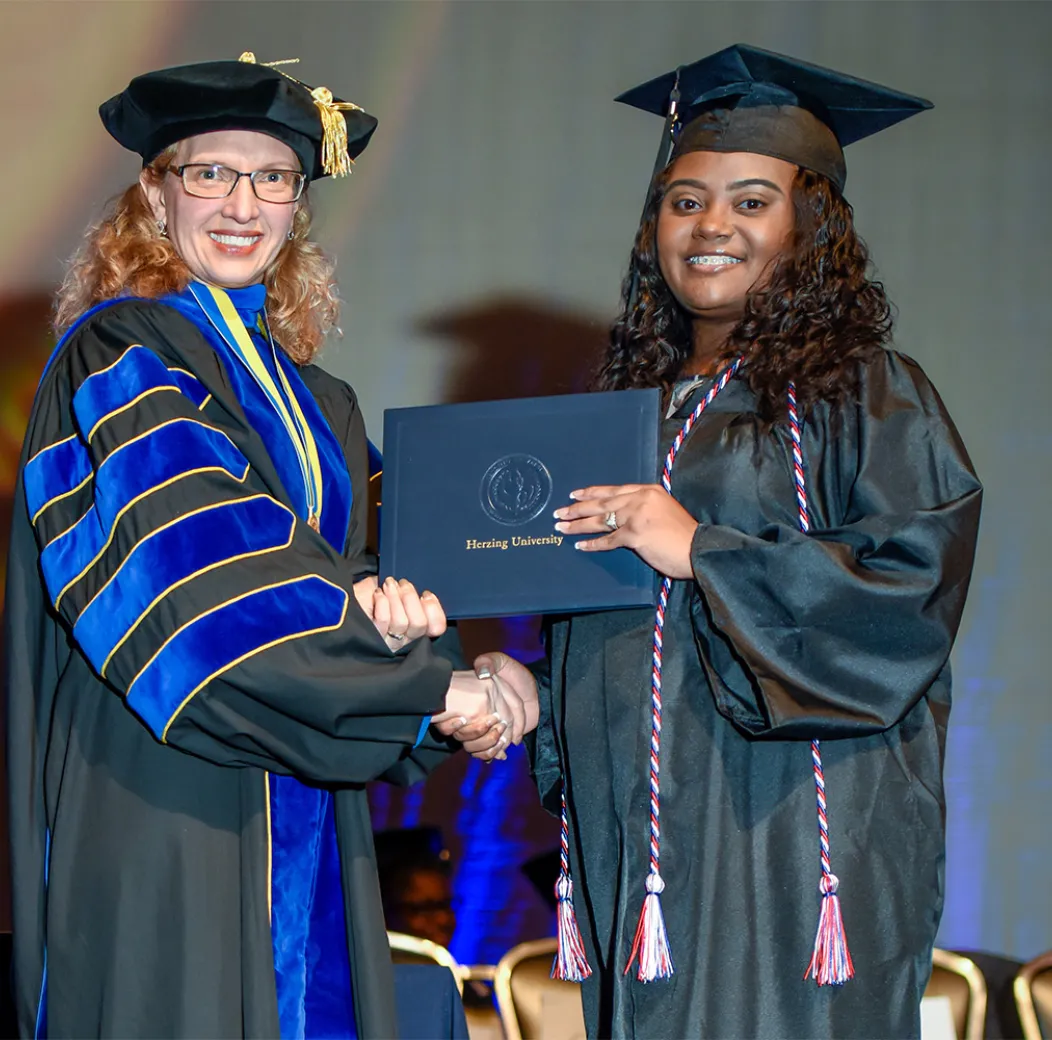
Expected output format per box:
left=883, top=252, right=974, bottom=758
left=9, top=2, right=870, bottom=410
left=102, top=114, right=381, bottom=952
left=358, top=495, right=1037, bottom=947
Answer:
left=479, top=453, right=552, bottom=526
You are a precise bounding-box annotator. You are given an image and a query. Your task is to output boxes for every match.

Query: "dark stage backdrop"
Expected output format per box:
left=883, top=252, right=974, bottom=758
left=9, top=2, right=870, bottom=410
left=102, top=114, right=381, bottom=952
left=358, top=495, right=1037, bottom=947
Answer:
left=0, top=1, right=1049, bottom=967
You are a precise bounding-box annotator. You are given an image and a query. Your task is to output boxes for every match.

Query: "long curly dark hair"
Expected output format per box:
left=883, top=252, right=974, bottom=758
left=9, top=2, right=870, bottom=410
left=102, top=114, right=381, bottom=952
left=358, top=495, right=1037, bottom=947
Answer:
left=594, top=166, right=892, bottom=420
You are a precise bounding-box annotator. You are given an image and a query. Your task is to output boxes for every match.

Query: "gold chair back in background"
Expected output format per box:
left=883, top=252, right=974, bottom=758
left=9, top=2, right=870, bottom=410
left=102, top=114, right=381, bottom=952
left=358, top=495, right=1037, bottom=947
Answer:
left=923, top=948, right=988, bottom=1040
left=389, top=934, right=1004, bottom=1040
left=494, top=937, right=585, bottom=1040
left=1015, top=950, right=1052, bottom=1040
left=387, top=930, right=464, bottom=996
left=388, top=932, right=507, bottom=1039
left=461, top=964, right=504, bottom=1040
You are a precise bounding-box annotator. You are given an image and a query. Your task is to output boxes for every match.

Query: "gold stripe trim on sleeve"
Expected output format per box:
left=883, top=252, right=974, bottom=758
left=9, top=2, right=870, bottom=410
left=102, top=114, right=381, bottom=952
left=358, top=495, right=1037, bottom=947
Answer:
left=39, top=417, right=236, bottom=543
left=26, top=432, right=76, bottom=467
left=53, top=460, right=251, bottom=611
left=149, top=575, right=350, bottom=742
left=95, top=416, right=240, bottom=477
left=41, top=503, right=95, bottom=554
left=86, top=385, right=180, bottom=444
left=77, top=343, right=145, bottom=385
left=31, top=471, right=92, bottom=526
left=97, top=497, right=296, bottom=678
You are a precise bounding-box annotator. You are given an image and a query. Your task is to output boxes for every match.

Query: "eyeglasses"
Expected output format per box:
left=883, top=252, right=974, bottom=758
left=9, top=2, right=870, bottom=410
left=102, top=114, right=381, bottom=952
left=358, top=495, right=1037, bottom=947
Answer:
left=173, top=163, right=306, bottom=203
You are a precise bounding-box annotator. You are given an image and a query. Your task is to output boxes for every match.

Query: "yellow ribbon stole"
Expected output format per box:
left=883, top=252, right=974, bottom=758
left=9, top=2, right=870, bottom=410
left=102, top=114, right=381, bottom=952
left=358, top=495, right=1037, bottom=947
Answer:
left=204, top=285, right=325, bottom=531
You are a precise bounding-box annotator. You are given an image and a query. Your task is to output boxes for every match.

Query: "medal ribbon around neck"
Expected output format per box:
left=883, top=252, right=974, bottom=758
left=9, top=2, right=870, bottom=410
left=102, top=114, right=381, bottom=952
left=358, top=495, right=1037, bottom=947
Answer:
left=191, top=283, right=324, bottom=531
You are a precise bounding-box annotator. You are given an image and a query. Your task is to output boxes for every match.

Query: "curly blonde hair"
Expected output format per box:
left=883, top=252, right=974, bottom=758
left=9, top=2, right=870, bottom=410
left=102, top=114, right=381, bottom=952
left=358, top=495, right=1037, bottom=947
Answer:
left=54, top=149, right=340, bottom=364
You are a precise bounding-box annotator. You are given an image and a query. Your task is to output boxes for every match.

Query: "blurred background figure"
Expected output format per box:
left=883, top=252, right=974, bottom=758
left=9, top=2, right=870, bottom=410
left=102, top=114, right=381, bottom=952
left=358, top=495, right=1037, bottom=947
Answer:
left=376, top=826, right=457, bottom=949
left=377, top=825, right=506, bottom=1040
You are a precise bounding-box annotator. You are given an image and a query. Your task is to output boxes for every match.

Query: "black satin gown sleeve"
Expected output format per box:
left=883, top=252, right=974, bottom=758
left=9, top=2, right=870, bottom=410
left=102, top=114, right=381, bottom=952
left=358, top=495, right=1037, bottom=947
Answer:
left=689, top=350, right=982, bottom=738
left=23, top=302, right=453, bottom=784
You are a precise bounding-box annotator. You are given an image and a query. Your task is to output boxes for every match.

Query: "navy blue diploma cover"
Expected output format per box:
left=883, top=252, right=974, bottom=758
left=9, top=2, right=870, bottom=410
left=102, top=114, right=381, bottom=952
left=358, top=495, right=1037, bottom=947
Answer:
left=379, top=389, right=661, bottom=619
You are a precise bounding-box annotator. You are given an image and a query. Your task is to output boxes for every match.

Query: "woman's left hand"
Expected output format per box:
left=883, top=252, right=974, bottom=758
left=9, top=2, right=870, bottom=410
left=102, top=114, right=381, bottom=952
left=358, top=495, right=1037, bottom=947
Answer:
left=366, top=576, right=447, bottom=652
left=554, top=484, right=698, bottom=580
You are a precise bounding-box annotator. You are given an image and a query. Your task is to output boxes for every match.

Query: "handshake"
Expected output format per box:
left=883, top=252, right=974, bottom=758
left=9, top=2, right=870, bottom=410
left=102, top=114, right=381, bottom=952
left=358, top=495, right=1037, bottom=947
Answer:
left=353, top=575, right=539, bottom=762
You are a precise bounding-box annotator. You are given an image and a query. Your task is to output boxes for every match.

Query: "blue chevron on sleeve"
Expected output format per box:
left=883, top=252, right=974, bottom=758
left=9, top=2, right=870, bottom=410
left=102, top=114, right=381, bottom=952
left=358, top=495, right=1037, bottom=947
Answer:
left=24, top=436, right=92, bottom=523
left=74, top=495, right=297, bottom=676
left=124, top=574, right=349, bottom=742
left=25, top=349, right=218, bottom=527
left=40, top=419, right=250, bottom=608
left=93, top=420, right=248, bottom=530
left=166, top=367, right=212, bottom=409
left=73, top=345, right=182, bottom=443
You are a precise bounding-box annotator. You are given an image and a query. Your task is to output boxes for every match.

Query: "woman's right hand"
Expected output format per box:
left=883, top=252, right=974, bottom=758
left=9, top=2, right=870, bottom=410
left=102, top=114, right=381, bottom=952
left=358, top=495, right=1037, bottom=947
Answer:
left=432, top=670, right=527, bottom=761
left=473, top=652, right=539, bottom=734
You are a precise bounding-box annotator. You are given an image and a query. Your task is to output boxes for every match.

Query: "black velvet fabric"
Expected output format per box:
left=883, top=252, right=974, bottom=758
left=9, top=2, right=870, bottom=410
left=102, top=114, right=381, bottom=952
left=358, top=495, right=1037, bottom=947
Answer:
left=100, top=57, right=378, bottom=180
left=531, top=350, right=982, bottom=1039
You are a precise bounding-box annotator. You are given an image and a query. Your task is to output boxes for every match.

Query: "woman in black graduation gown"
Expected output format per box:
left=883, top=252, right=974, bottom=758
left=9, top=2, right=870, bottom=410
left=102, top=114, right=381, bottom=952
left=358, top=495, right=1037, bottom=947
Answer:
left=480, top=46, right=983, bottom=1039
left=5, top=54, right=518, bottom=1038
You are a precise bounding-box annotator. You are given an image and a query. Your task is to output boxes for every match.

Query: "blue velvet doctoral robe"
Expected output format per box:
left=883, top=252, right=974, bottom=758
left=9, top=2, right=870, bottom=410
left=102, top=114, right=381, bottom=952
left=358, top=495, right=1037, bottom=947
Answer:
left=6, top=283, right=456, bottom=1038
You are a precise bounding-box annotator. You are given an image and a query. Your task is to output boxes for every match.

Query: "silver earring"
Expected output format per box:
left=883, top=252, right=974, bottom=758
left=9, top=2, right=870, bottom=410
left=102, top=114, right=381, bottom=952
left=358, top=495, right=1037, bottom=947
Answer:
left=157, top=219, right=168, bottom=238
left=287, top=230, right=295, bottom=241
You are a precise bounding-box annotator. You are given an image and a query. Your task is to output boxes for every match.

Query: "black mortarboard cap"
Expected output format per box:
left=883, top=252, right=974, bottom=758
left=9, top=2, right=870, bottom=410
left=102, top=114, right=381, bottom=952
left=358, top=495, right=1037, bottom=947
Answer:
left=616, top=44, right=932, bottom=191
left=100, top=52, right=377, bottom=181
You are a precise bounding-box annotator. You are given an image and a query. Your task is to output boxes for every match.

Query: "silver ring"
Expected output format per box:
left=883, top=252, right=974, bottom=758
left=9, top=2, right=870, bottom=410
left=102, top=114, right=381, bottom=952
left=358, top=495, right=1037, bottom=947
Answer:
left=388, top=632, right=406, bottom=643
left=604, top=510, right=618, bottom=530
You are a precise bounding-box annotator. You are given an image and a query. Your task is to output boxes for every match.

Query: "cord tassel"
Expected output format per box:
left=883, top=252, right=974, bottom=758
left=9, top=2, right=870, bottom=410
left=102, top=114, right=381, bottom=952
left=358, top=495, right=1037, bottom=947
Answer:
left=625, top=872, right=674, bottom=982
left=804, top=873, right=855, bottom=986
left=552, top=788, right=592, bottom=982
left=553, top=873, right=592, bottom=981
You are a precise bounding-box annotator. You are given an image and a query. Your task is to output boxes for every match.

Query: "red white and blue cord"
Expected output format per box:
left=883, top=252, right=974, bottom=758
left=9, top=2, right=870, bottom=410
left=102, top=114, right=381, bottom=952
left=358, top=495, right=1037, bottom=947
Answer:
left=554, top=368, right=853, bottom=987
left=623, top=357, right=743, bottom=982
left=790, top=381, right=855, bottom=986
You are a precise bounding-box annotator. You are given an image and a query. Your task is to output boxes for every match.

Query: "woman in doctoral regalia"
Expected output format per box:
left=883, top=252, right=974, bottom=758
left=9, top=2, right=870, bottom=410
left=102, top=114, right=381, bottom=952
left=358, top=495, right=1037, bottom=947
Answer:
left=481, top=45, right=983, bottom=1038
left=5, top=53, right=518, bottom=1038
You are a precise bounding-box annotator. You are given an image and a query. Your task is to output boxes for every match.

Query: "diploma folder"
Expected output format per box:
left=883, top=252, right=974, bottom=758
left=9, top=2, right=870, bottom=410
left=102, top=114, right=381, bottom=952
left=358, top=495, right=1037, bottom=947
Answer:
left=379, top=389, right=661, bottom=619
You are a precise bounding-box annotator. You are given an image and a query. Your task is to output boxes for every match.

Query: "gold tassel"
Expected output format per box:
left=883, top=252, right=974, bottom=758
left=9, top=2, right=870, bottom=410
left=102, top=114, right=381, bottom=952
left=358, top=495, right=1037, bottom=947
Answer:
left=237, top=51, right=361, bottom=178
left=310, top=86, right=363, bottom=177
